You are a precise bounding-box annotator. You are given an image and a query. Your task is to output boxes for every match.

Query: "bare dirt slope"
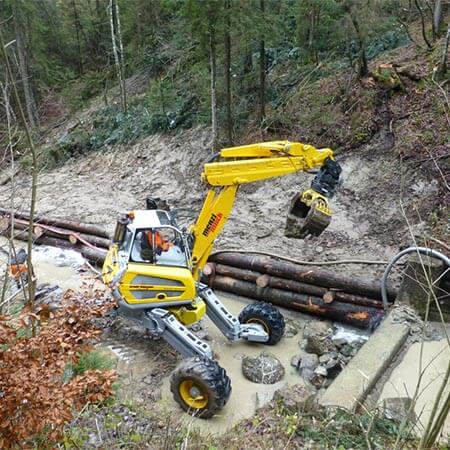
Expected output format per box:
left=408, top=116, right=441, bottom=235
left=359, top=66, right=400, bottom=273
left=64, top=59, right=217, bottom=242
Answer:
left=1, top=125, right=440, bottom=281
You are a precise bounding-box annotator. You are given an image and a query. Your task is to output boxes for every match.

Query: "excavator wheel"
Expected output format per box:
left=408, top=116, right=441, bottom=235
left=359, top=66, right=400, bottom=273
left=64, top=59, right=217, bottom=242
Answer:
left=170, top=356, right=231, bottom=418
left=239, top=302, right=285, bottom=345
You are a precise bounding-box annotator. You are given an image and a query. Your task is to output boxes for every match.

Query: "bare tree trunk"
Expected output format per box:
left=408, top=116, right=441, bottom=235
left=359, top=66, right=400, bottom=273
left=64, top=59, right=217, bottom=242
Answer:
left=12, top=1, right=38, bottom=128
left=350, top=12, right=368, bottom=77
left=434, top=0, right=443, bottom=36
left=437, top=24, right=450, bottom=78
left=308, top=5, right=319, bottom=64
left=0, top=76, right=14, bottom=313
left=109, top=0, right=127, bottom=112
left=209, top=21, right=219, bottom=151
left=0, top=28, right=38, bottom=323
left=92, top=0, right=105, bottom=59
left=72, top=0, right=84, bottom=75
left=115, top=0, right=127, bottom=112
left=259, top=0, right=266, bottom=127
left=224, top=0, right=233, bottom=146
left=415, top=0, right=433, bottom=49
left=397, top=16, right=423, bottom=48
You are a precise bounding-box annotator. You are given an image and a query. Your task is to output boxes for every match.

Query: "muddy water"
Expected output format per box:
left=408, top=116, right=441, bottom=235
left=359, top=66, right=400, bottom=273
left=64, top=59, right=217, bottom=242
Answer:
left=159, top=293, right=308, bottom=434
left=379, top=331, right=450, bottom=440
left=103, top=291, right=310, bottom=435
left=0, top=238, right=84, bottom=296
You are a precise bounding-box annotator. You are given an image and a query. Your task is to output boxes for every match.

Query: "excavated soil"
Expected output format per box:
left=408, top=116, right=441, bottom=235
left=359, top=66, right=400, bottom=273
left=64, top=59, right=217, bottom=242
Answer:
left=0, top=126, right=441, bottom=282
left=0, top=126, right=445, bottom=436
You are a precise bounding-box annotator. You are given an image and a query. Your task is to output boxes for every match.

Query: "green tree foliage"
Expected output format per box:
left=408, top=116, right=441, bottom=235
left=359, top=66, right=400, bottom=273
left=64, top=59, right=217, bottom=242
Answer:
left=0, top=0, right=424, bottom=144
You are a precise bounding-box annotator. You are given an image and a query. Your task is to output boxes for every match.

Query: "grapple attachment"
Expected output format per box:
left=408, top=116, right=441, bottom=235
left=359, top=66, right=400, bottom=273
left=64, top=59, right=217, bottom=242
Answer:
left=285, top=190, right=332, bottom=238
left=285, top=157, right=342, bottom=239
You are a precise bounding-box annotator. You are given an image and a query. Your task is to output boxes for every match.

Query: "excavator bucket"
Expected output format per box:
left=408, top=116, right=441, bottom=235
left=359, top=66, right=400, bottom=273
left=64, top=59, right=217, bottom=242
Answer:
left=285, top=192, right=332, bottom=239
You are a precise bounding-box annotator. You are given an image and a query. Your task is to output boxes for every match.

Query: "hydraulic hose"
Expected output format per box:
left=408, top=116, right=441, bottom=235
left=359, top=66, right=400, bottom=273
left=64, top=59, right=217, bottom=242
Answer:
left=381, top=247, right=450, bottom=311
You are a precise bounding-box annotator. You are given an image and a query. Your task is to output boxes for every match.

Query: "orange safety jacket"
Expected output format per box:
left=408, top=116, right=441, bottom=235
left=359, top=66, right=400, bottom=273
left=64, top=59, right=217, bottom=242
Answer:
left=9, top=263, right=28, bottom=279
left=145, top=230, right=170, bottom=252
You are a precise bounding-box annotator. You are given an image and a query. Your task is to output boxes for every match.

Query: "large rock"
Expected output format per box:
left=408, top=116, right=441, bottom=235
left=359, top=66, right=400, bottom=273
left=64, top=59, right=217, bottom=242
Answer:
left=291, top=350, right=319, bottom=372
left=242, top=351, right=285, bottom=384
left=273, top=384, right=316, bottom=414
left=299, top=352, right=319, bottom=371
left=324, top=358, right=342, bottom=379
left=301, top=368, right=325, bottom=390
left=303, top=320, right=335, bottom=356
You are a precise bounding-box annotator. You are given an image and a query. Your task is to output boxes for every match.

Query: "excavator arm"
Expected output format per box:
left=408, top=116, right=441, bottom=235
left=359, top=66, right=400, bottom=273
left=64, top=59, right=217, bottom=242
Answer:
left=190, top=141, right=342, bottom=278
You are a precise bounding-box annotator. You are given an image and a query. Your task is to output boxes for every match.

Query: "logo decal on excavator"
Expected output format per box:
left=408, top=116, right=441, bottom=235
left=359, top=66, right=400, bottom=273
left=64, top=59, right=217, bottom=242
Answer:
left=202, top=213, right=223, bottom=237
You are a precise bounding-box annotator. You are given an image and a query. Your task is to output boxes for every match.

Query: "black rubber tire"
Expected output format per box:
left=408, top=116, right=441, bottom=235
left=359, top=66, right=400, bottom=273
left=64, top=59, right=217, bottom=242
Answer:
left=239, top=302, right=285, bottom=345
left=170, top=356, right=231, bottom=419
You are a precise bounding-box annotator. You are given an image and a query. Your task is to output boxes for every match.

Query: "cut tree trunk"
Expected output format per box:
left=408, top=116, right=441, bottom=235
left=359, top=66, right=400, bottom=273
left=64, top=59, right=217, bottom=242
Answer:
left=0, top=209, right=110, bottom=239
left=209, top=263, right=384, bottom=309
left=209, top=253, right=397, bottom=300
left=210, top=275, right=384, bottom=329
left=33, top=223, right=111, bottom=249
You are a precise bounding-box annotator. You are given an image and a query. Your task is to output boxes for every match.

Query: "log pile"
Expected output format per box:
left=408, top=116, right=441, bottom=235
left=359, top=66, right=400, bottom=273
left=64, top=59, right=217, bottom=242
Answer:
left=205, top=253, right=398, bottom=329
left=0, top=209, right=110, bottom=264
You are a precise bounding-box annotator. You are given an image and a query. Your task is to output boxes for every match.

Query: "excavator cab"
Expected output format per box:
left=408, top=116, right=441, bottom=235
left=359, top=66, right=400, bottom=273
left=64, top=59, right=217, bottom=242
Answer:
left=103, top=210, right=197, bottom=306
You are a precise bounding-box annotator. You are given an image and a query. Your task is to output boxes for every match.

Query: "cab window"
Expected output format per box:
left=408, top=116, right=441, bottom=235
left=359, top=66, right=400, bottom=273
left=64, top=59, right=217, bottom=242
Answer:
left=130, top=228, right=187, bottom=267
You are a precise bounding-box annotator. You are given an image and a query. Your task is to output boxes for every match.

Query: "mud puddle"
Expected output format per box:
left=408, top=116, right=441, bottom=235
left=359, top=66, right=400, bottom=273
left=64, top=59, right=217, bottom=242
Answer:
left=378, top=328, right=450, bottom=440
left=102, top=292, right=308, bottom=435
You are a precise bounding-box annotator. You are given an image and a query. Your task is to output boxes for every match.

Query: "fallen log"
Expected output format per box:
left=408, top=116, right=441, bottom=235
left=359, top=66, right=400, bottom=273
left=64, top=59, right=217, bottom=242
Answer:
left=209, top=253, right=397, bottom=300
left=332, top=291, right=384, bottom=309
left=210, top=275, right=384, bottom=329
left=33, top=223, right=111, bottom=249
left=210, top=263, right=384, bottom=309
left=0, top=215, right=111, bottom=249
left=0, top=208, right=110, bottom=239
left=3, top=229, right=107, bottom=264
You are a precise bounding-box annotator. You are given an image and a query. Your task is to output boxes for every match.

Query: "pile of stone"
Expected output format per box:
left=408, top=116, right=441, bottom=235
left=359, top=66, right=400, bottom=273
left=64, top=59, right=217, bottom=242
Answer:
left=291, top=319, right=367, bottom=390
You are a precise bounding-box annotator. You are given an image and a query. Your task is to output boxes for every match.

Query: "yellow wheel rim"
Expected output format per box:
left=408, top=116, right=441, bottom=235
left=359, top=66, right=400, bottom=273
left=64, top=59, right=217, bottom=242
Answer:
left=247, top=317, right=269, bottom=334
left=179, top=379, right=208, bottom=409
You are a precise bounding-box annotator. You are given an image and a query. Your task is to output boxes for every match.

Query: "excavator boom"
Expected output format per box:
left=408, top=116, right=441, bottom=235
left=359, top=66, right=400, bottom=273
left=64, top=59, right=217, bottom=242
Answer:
left=190, top=141, right=342, bottom=277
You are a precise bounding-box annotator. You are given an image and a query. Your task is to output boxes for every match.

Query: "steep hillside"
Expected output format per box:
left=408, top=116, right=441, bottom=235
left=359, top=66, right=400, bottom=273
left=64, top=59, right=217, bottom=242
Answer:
left=2, top=42, right=448, bottom=282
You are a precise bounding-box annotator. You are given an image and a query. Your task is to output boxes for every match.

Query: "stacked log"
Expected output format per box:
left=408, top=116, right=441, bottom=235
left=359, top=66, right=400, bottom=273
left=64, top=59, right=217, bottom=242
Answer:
left=205, top=253, right=398, bottom=330
left=0, top=210, right=110, bottom=264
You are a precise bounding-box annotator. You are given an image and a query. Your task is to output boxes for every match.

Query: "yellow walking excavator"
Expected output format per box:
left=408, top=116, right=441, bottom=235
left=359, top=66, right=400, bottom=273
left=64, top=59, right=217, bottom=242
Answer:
left=102, top=141, right=341, bottom=418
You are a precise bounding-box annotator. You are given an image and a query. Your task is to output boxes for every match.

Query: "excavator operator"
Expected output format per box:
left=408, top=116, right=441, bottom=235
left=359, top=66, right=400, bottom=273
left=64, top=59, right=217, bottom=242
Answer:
left=143, top=229, right=170, bottom=255
left=141, top=196, right=171, bottom=258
